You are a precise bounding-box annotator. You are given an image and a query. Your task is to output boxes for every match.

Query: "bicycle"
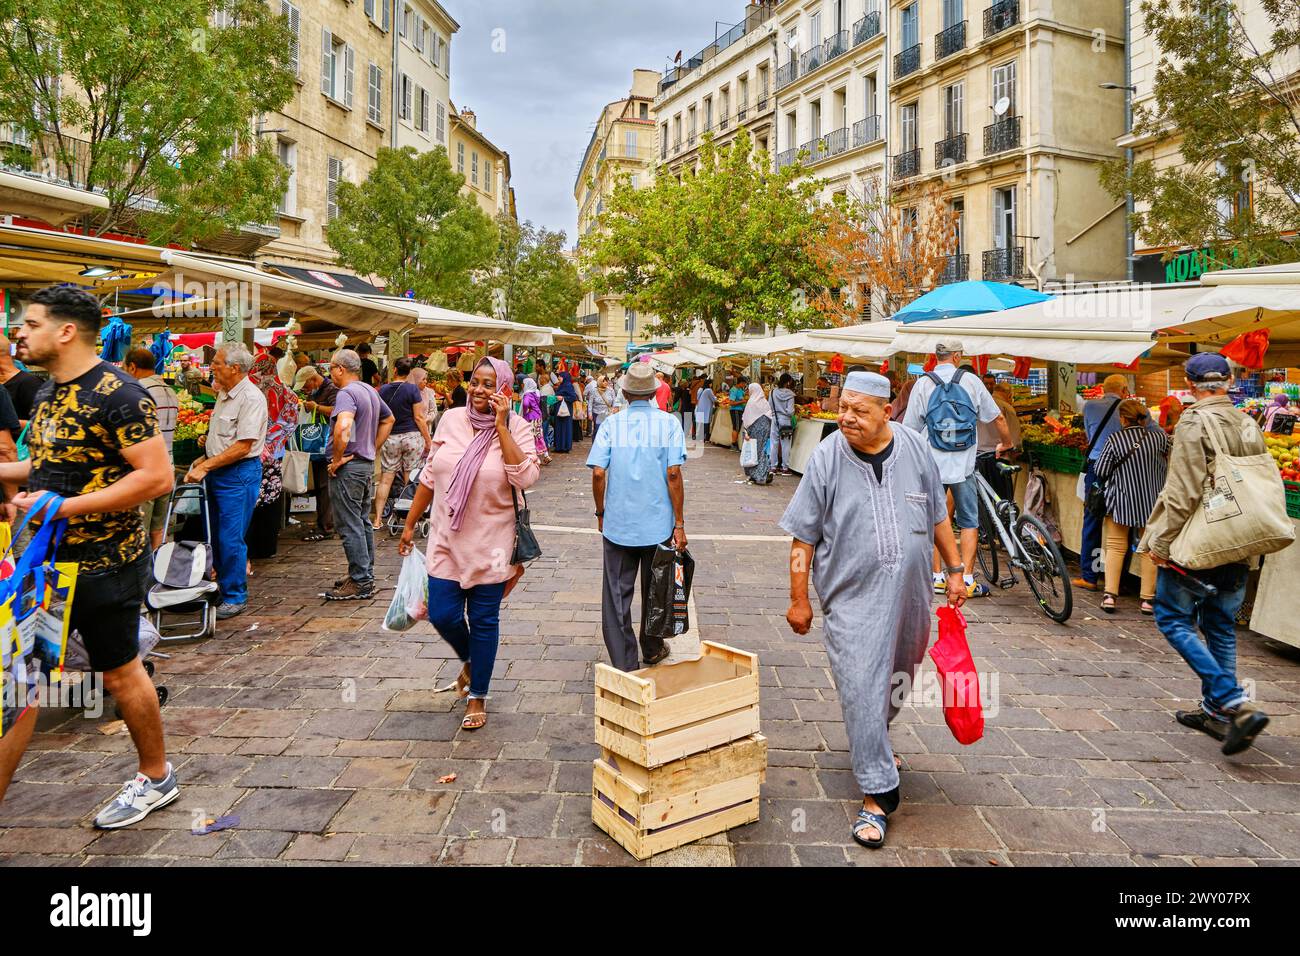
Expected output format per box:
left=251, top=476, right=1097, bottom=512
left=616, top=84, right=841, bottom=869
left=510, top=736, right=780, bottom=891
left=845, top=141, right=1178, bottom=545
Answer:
left=972, top=459, right=1073, bottom=623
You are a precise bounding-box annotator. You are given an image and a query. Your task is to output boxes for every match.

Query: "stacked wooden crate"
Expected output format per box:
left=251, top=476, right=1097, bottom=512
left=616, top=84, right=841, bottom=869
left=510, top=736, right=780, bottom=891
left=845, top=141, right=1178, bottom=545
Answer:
left=592, top=641, right=766, bottom=860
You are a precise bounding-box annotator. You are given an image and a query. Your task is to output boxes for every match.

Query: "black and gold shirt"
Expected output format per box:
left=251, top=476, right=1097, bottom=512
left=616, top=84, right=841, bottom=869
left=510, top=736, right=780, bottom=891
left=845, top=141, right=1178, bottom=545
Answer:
left=27, top=361, right=159, bottom=573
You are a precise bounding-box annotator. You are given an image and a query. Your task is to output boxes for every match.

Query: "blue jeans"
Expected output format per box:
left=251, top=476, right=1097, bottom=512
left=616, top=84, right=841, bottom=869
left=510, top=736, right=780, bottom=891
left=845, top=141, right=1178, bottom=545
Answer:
left=206, top=457, right=261, bottom=606
left=1153, top=564, right=1251, bottom=716
left=1080, top=461, right=1103, bottom=583
left=426, top=576, right=508, bottom=698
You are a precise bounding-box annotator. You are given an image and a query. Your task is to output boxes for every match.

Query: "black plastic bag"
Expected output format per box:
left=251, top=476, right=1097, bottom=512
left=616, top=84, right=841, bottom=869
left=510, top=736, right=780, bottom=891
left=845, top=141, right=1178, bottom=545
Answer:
left=645, top=542, right=694, bottom=640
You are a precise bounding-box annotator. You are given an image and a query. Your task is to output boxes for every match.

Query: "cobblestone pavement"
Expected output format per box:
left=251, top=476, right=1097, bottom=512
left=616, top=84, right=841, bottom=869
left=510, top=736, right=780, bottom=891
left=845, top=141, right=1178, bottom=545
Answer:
left=2, top=436, right=1298, bottom=867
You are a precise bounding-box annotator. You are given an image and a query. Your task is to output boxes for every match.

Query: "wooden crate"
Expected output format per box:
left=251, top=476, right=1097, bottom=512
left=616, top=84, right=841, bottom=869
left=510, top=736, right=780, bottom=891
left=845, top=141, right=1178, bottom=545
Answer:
left=592, top=734, right=767, bottom=860
left=594, top=641, right=759, bottom=768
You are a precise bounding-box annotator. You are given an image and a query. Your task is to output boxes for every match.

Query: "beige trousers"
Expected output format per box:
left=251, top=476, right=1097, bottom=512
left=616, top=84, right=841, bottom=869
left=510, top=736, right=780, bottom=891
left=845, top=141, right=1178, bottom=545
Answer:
left=1103, top=516, right=1157, bottom=600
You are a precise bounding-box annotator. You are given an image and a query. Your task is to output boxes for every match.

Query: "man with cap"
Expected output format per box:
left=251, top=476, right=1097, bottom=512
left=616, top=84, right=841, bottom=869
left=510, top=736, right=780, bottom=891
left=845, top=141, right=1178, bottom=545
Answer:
left=588, top=361, right=688, bottom=670
left=783, top=371, right=967, bottom=849
left=902, top=339, right=1013, bottom=597
left=1139, top=352, right=1272, bottom=755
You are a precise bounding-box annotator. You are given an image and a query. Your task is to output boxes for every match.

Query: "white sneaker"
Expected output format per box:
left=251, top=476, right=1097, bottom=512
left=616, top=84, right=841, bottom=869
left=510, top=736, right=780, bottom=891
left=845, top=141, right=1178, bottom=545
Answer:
left=93, top=764, right=180, bottom=829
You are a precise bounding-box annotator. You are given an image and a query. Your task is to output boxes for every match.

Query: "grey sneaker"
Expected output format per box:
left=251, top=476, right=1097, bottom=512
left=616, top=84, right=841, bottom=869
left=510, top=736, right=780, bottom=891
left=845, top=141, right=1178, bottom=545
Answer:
left=216, top=602, right=245, bottom=620
left=94, top=764, right=180, bottom=829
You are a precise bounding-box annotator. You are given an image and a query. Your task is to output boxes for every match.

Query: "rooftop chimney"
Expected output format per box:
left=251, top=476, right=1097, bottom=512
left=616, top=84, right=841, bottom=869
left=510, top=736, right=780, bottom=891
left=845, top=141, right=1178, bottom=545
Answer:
left=460, top=108, right=477, bottom=129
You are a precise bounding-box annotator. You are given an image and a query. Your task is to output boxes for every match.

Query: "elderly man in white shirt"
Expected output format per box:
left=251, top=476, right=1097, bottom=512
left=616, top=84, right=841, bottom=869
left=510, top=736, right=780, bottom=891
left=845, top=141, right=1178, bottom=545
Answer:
left=184, top=342, right=268, bottom=619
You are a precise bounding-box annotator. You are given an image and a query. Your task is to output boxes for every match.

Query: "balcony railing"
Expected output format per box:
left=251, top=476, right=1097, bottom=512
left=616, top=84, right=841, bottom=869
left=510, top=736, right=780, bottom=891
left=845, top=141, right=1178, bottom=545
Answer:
left=757, top=90, right=769, bottom=111
left=799, top=136, right=827, bottom=164
left=775, top=147, right=798, bottom=170
left=935, top=132, right=967, bottom=167
left=688, top=131, right=697, bottom=148
left=823, top=30, right=849, bottom=64
left=737, top=98, right=748, bottom=122
left=938, top=253, right=969, bottom=285
left=799, top=44, right=823, bottom=75
left=719, top=111, right=729, bottom=131
left=983, top=115, right=1021, bottom=154
left=853, top=11, right=881, bottom=47
left=936, top=21, right=967, bottom=59
left=983, top=246, right=1025, bottom=281
left=894, top=43, right=921, bottom=80
left=657, top=1, right=777, bottom=93
left=776, top=60, right=798, bottom=90
left=824, top=127, right=848, bottom=158
left=661, top=140, right=667, bottom=160
left=984, top=0, right=1020, bottom=38
left=578, top=312, right=600, bottom=327
left=893, top=147, right=920, bottom=179
left=852, top=114, right=881, bottom=147
left=673, top=138, right=682, bottom=153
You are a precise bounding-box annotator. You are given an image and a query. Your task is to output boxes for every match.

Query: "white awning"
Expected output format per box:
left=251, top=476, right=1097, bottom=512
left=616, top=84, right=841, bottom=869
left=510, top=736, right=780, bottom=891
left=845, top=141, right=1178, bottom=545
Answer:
left=1177, top=282, right=1300, bottom=366
left=375, top=298, right=556, bottom=346
left=727, top=322, right=900, bottom=360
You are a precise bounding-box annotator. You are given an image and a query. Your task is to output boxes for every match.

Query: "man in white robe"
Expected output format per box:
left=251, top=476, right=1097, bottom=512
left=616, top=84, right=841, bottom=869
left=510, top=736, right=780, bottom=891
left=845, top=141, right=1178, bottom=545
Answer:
left=781, top=371, right=967, bottom=848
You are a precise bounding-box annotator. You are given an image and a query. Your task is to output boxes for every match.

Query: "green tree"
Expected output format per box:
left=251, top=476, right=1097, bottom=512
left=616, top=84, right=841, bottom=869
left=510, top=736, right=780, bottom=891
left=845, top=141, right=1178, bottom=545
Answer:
left=325, top=145, right=497, bottom=306
left=0, top=0, right=296, bottom=244
left=581, top=128, right=837, bottom=343
left=482, top=215, right=583, bottom=329
left=1100, top=0, right=1300, bottom=266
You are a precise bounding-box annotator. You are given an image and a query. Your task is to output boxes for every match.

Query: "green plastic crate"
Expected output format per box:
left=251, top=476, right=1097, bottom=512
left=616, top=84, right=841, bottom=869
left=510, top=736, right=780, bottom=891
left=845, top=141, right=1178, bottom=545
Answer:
left=1286, top=481, right=1300, bottom=520
left=172, top=438, right=202, bottom=467
left=1024, top=440, right=1086, bottom=475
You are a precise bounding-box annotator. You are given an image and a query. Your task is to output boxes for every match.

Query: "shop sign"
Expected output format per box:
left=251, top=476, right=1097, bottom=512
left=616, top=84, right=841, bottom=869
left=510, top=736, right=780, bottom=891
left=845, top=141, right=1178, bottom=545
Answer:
left=1133, top=246, right=1250, bottom=284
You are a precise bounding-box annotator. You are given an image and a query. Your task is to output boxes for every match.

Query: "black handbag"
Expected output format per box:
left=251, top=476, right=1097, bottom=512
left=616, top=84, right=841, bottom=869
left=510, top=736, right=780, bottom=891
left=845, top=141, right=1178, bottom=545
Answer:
left=510, top=487, right=542, bottom=565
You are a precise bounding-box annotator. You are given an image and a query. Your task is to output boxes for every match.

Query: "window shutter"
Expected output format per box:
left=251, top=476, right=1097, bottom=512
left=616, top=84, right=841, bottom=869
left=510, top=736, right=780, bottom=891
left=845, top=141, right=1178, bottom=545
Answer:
left=281, top=2, right=300, bottom=76
left=327, top=157, right=340, bottom=220
left=344, top=44, right=354, bottom=107
left=382, top=0, right=390, bottom=32
left=421, top=89, right=429, bottom=131
left=364, top=0, right=374, bottom=19
left=320, top=28, right=332, bottom=95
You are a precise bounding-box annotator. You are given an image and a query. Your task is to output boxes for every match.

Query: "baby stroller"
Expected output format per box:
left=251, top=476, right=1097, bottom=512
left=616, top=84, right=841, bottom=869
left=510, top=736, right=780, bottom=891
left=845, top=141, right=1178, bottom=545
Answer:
left=63, top=616, right=169, bottom=718
left=385, top=456, right=431, bottom=539
left=144, top=482, right=221, bottom=642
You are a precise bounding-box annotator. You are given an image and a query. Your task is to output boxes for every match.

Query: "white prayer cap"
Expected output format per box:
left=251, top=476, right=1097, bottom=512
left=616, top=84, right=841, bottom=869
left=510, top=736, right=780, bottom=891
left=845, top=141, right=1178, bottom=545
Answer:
left=843, top=370, right=891, bottom=399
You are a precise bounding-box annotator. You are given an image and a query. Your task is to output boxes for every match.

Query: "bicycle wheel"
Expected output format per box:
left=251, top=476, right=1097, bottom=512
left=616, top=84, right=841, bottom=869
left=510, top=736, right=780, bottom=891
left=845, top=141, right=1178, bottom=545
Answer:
left=1015, top=512, right=1073, bottom=623
left=975, top=497, right=1000, bottom=586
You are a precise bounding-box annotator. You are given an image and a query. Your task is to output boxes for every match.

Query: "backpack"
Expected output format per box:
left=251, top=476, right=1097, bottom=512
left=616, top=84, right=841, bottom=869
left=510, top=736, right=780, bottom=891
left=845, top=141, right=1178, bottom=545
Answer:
left=923, top=369, right=978, bottom=453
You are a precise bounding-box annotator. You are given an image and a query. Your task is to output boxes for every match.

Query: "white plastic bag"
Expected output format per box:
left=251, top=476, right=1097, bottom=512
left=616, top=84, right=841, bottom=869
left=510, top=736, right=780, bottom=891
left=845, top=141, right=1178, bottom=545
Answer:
left=739, top=438, right=758, bottom=469
left=383, top=550, right=428, bottom=632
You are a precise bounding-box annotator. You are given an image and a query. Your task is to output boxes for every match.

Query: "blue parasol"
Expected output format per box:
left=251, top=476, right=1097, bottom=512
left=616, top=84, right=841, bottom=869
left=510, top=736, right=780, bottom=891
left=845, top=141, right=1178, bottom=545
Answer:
left=894, top=281, right=1052, bottom=323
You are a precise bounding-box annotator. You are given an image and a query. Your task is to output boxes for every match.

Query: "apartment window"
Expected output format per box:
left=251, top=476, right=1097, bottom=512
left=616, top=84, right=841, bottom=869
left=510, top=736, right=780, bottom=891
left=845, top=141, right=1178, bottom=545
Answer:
left=400, top=3, right=410, bottom=37
left=992, top=61, right=1017, bottom=114
left=625, top=309, right=636, bottom=334
left=944, top=82, right=963, bottom=137
left=810, top=10, right=822, bottom=48
left=834, top=0, right=846, bottom=33
left=280, top=1, right=300, bottom=76
left=399, top=74, right=411, bottom=121
left=213, top=3, right=234, bottom=28
left=436, top=102, right=446, bottom=142
left=327, top=156, right=343, bottom=221
left=661, top=124, right=668, bottom=152
left=320, top=31, right=354, bottom=107
left=367, top=64, right=383, bottom=125
left=785, top=111, right=797, bottom=149
left=443, top=38, right=449, bottom=73
left=277, top=139, right=296, bottom=215
left=630, top=174, right=639, bottom=190
left=381, top=0, right=390, bottom=32
left=721, top=89, right=729, bottom=119
left=993, top=186, right=1016, bottom=249
left=810, top=100, right=822, bottom=139
left=901, top=4, right=918, bottom=48
left=786, top=28, right=798, bottom=65
left=640, top=102, right=649, bottom=120
left=738, top=76, right=748, bottom=106
left=433, top=31, right=441, bottom=66
left=364, top=0, right=374, bottom=21
left=457, top=142, right=464, bottom=173
left=472, top=151, right=478, bottom=185
left=625, top=129, right=637, bottom=154
left=688, top=106, right=697, bottom=138
left=832, top=88, right=847, bottom=130
left=485, top=160, right=492, bottom=193
left=416, top=18, right=427, bottom=53
left=950, top=198, right=965, bottom=252
left=943, top=0, right=963, bottom=29
left=865, top=73, right=878, bottom=117
left=704, top=97, right=713, bottom=129
left=900, top=102, right=917, bottom=150
left=416, top=86, right=428, bottom=132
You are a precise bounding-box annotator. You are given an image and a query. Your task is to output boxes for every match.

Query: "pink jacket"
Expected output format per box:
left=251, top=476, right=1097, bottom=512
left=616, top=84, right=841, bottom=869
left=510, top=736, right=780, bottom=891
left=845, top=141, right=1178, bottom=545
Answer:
left=420, top=408, right=541, bottom=587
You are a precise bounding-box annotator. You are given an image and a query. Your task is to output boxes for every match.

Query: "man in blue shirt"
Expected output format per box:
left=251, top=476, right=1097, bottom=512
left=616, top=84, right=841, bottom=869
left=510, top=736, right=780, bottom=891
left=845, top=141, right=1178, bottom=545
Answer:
left=1074, top=373, right=1161, bottom=591
left=588, top=362, right=688, bottom=670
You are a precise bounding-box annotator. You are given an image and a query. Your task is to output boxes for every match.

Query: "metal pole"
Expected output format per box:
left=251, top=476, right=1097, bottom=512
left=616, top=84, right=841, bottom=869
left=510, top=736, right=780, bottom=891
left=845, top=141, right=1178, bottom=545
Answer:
left=1124, top=0, right=1134, bottom=283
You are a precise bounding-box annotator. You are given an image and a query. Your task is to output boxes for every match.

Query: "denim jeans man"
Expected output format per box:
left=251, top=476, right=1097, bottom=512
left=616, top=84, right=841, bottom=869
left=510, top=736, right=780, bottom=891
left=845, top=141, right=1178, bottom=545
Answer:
left=1140, top=353, right=1271, bottom=755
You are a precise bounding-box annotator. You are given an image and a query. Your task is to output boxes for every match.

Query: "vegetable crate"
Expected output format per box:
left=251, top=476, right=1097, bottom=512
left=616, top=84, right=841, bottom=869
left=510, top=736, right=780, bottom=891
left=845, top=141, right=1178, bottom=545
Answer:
left=1024, top=441, right=1085, bottom=475
left=594, top=641, right=760, bottom=767
left=1286, top=481, right=1300, bottom=520
left=172, top=438, right=202, bottom=467
left=592, top=734, right=766, bottom=861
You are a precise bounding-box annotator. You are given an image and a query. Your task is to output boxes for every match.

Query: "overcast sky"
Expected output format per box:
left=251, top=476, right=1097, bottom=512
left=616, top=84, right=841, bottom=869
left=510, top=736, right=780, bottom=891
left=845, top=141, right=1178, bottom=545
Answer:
left=448, top=0, right=740, bottom=243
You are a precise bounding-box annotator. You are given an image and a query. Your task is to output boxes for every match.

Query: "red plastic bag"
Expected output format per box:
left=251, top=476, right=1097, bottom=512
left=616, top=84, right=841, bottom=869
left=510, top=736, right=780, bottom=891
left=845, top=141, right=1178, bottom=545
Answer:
left=929, top=606, right=984, bottom=745
left=1012, top=356, right=1032, bottom=379
left=923, top=353, right=938, bottom=373
left=828, top=354, right=844, bottom=374
left=1221, top=328, right=1271, bottom=369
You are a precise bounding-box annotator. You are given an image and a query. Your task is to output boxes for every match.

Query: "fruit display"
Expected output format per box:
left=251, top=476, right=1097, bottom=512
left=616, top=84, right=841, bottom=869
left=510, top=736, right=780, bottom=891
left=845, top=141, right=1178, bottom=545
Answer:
left=1021, top=420, right=1088, bottom=450
left=1266, top=433, right=1299, bottom=482
left=175, top=391, right=211, bottom=442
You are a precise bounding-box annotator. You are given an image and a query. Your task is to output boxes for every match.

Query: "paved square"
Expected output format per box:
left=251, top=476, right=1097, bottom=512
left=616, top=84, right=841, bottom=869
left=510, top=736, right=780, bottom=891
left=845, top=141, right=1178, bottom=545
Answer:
left=1, top=442, right=1296, bottom=866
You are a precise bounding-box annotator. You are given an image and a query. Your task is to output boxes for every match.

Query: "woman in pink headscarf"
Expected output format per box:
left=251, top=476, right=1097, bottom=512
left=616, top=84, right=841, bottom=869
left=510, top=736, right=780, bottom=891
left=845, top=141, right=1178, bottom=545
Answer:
left=398, top=356, right=539, bottom=731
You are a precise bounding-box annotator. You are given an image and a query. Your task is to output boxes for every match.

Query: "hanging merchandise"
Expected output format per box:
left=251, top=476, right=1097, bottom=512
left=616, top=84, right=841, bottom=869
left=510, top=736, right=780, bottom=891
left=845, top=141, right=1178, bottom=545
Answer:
left=522, top=355, right=534, bottom=375
left=429, top=350, right=448, bottom=373
left=923, top=354, right=938, bottom=373
left=828, top=354, right=844, bottom=374
left=456, top=351, right=476, bottom=373
left=1221, top=328, right=1271, bottom=370
left=1012, top=356, right=1033, bottom=379
left=149, top=330, right=173, bottom=374
left=971, top=355, right=989, bottom=376
left=99, top=311, right=132, bottom=363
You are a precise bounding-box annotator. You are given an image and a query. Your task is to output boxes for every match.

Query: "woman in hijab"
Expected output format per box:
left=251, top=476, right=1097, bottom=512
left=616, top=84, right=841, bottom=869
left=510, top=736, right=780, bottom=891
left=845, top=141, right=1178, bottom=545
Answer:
left=1263, top=391, right=1296, bottom=432
left=398, top=356, right=539, bottom=731
left=741, top=382, right=774, bottom=485
left=552, top=371, right=579, bottom=454
left=520, top=377, right=552, bottom=465
left=589, top=374, right=615, bottom=439
left=244, top=352, right=300, bottom=561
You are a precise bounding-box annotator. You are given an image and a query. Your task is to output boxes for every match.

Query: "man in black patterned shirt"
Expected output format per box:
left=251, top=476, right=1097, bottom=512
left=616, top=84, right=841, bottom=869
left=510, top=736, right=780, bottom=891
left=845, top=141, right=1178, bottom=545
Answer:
left=0, top=286, right=177, bottom=829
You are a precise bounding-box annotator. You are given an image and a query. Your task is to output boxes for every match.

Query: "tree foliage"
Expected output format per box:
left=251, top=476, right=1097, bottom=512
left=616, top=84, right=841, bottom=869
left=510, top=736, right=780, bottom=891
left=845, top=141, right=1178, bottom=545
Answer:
left=1100, top=0, right=1300, bottom=265
left=326, top=145, right=497, bottom=307
left=580, top=128, right=839, bottom=343
left=0, top=0, right=296, bottom=243
left=478, top=215, right=583, bottom=330
left=809, top=179, right=960, bottom=320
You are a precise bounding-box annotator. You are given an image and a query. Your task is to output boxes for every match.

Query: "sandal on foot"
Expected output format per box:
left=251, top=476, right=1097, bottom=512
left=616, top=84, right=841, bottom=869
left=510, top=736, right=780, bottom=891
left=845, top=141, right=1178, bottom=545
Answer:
left=852, top=808, right=889, bottom=848
left=1175, top=709, right=1229, bottom=741
left=1101, top=593, right=1117, bottom=613
left=1140, top=600, right=1154, bottom=615
left=461, top=710, right=487, bottom=731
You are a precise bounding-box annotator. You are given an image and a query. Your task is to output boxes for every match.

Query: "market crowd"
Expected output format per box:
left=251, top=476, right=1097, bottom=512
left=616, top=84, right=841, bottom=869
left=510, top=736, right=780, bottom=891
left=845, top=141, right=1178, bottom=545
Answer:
left=0, top=284, right=1292, bottom=852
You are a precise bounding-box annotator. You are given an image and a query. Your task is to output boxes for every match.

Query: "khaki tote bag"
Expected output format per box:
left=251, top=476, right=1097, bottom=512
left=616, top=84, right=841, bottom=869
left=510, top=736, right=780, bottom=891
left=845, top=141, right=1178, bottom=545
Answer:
left=1169, top=412, right=1295, bottom=569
